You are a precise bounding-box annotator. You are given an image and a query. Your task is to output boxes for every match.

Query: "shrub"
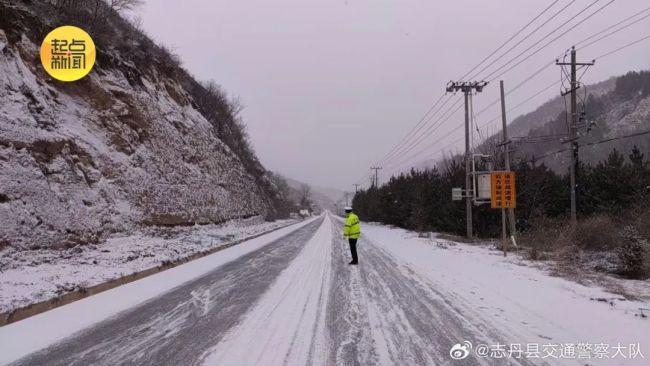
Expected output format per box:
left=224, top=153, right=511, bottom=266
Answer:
left=616, top=226, right=649, bottom=279
left=571, top=215, right=618, bottom=251
left=632, top=207, right=650, bottom=242
left=518, top=216, right=566, bottom=260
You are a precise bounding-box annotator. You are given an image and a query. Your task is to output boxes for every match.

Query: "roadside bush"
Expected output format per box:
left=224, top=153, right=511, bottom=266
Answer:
left=632, top=207, right=650, bottom=242
left=616, top=226, right=649, bottom=279
left=520, top=215, right=620, bottom=264
left=518, top=216, right=566, bottom=260
left=571, top=215, right=618, bottom=251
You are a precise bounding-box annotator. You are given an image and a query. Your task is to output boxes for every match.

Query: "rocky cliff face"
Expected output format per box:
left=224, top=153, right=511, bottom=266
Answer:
left=0, top=2, right=273, bottom=249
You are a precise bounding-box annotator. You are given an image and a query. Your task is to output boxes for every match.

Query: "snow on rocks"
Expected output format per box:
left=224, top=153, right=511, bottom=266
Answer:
left=0, top=3, right=272, bottom=250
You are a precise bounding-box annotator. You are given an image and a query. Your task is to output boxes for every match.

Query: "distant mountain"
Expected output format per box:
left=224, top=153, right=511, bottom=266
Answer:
left=505, top=76, right=617, bottom=139
left=500, top=70, right=650, bottom=171
left=421, top=71, right=650, bottom=173
left=283, top=177, right=344, bottom=212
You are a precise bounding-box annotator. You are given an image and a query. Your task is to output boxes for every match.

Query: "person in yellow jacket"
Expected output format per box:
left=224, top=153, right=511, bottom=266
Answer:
left=343, top=206, right=361, bottom=265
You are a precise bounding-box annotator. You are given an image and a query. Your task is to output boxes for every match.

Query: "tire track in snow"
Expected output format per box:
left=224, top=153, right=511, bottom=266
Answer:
left=10, top=218, right=324, bottom=366
left=199, top=215, right=334, bottom=366
left=326, top=221, right=380, bottom=366
left=327, top=218, right=537, bottom=366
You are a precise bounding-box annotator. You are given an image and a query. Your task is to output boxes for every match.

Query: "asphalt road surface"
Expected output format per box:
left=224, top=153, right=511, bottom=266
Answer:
left=10, top=214, right=537, bottom=366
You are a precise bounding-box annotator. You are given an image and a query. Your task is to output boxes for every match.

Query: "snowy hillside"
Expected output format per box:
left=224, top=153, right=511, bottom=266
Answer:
left=0, top=1, right=278, bottom=249
left=483, top=71, right=650, bottom=171
left=506, top=76, right=617, bottom=138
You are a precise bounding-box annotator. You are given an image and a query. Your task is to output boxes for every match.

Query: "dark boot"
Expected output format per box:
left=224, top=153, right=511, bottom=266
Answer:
left=348, top=239, right=358, bottom=265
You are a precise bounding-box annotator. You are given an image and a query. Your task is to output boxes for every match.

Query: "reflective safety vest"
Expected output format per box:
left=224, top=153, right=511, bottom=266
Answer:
left=343, top=213, right=361, bottom=239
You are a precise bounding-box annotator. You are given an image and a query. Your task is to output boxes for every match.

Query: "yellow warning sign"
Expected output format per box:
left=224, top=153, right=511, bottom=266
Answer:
left=491, top=171, right=516, bottom=209
left=40, top=26, right=96, bottom=82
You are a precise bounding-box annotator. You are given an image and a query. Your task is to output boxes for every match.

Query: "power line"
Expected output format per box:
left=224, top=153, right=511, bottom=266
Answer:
left=378, top=92, right=447, bottom=164
left=380, top=94, right=453, bottom=164
left=475, top=33, right=650, bottom=150
left=529, top=130, right=650, bottom=163
left=384, top=76, right=558, bottom=173
left=385, top=134, right=466, bottom=178
left=458, top=0, right=562, bottom=81
left=358, top=1, right=648, bottom=187
left=594, top=34, right=650, bottom=59
left=467, top=0, right=578, bottom=81
left=583, top=129, right=650, bottom=147
left=474, top=27, right=650, bottom=151
left=484, top=0, right=615, bottom=82
left=367, top=1, right=574, bottom=179
left=382, top=96, right=464, bottom=166
left=575, top=6, right=650, bottom=50
left=473, top=2, right=648, bottom=122
left=386, top=7, right=649, bottom=180
left=474, top=60, right=556, bottom=117
left=387, top=63, right=559, bottom=172
left=478, top=79, right=562, bottom=130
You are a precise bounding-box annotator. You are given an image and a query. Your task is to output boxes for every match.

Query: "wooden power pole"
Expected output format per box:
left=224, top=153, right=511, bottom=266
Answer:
left=556, top=47, right=594, bottom=224
left=499, top=80, right=517, bottom=246
left=370, top=166, right=382, bottom=188
left=446, top=81, right=487, bottom=238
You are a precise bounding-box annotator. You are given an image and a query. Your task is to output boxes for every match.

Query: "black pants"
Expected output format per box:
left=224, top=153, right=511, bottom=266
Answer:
left=348, top=238, right=358, bottom=262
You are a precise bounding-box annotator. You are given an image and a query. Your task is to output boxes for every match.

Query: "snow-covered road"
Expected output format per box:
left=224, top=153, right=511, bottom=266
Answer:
left=1, top=213, right=648, bottom=365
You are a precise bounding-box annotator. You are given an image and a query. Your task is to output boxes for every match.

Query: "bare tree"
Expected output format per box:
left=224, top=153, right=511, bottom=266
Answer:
left=107, top=0, right=144, bottom=12
left=299, top=184, right=312, bottom=210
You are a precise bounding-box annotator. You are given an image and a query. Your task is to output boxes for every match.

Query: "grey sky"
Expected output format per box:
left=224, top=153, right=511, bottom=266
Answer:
left=139, top=0, right=650, bottom=190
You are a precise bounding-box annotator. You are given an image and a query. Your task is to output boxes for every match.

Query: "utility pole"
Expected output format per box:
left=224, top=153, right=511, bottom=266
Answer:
left=353, top=184, right=360, bottom=193
left=344, top=191, right=350, bottom=206
left=556, top=47, right=594, bottom=224
left=370, top=166, right=382, bottom=188
left=446, top=81, right=488, bottom=238
left=499, top=80, right=517, bottom=251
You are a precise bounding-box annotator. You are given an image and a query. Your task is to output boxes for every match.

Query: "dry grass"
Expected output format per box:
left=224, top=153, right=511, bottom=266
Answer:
left=519, top=212, right=649, bottom=280
left=571, top=215, right=619, bottom=251
left=518, top=216, right=566, bottom=260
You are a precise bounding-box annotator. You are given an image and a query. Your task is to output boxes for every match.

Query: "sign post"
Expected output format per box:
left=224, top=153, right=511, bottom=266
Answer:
left=490, top=171, right=516, bottom=256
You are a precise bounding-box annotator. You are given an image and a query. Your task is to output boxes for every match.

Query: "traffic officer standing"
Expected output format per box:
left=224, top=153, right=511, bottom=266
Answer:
left=343, top=206, right=361, bottom=265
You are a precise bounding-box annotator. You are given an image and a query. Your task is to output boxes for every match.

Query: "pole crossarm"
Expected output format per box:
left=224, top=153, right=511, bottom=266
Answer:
left=446, top=81, right=489, bottom=93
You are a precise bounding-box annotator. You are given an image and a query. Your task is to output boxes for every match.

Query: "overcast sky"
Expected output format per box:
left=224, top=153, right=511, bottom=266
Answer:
left=139, top=0, right=650, bottom=191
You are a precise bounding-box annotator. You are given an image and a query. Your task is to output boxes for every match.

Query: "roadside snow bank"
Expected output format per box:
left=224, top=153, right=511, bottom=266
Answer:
left=361, top=223, right=650, bottom=364
left=0, top=217, right=297, bottom=314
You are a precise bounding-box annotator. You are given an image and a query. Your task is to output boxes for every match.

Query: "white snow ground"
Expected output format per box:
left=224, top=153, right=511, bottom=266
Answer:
left=359, top=222, right=650, bottom=365
left=0, top=216, right=297, bottom=314
left=203, top=217, right=650, bottom=366
left=1, top=215, right=648, bottom=366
